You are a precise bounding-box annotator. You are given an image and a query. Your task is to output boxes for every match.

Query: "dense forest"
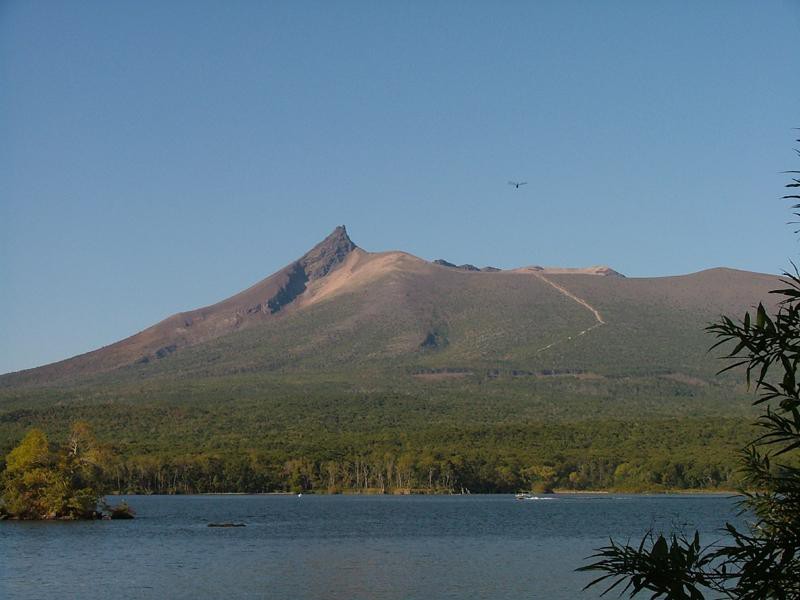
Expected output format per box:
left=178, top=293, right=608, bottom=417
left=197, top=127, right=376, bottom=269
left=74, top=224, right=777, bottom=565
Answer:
left=92, top=419, right=750, bottom=495
left=1, top=421, right=754, bottom=496
left=0, top=340, right=767, bottom=496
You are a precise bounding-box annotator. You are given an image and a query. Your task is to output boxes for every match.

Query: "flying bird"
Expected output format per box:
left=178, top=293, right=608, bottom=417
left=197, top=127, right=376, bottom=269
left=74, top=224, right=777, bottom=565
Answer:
left=508, top=181, right=527, bottom=189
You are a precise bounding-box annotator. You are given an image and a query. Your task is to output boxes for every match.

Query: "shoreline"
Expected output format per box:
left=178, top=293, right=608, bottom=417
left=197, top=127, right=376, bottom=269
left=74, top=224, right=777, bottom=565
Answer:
left=103, top=489, right=742, bottom=498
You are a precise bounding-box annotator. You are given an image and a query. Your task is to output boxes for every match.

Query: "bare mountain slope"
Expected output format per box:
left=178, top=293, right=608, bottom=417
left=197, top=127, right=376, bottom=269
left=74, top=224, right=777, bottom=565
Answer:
left=0, top=227, right=781, bottom=388
left=3, top=226, right=357, bottom=383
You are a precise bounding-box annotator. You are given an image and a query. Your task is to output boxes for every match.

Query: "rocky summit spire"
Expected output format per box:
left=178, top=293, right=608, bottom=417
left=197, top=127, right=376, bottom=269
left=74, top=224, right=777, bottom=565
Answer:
left=300, top=225, right=357, bottom=280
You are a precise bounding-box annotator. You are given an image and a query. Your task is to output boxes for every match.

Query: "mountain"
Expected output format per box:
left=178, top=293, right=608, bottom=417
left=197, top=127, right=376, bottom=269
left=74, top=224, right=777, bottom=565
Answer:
left=1, top=225, right=779, bottom=387
left=0, top=226, right=783, bottom=493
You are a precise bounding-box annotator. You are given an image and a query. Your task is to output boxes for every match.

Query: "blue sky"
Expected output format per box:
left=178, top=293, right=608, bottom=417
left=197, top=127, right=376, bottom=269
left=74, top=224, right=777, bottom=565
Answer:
left=1, top=1, right=799, bottom=374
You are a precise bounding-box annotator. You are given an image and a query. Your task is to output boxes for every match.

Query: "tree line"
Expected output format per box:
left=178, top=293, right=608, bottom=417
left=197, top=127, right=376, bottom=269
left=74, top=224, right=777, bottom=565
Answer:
left=1, top=417, right=751, bottom=501
left=95, top=448, right=741, bottom=495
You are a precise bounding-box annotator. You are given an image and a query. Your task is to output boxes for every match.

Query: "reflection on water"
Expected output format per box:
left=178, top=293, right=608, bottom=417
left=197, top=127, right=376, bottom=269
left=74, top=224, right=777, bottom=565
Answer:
left=0, top=494, right=744, bottom=599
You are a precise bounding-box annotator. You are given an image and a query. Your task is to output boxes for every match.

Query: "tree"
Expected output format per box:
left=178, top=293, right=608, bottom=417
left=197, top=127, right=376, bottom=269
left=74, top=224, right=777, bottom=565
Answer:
left=56, top=421, right=109, bottom=517
left=522, top=464, right=558, bottom=494
left=1, top=429, right=54, bottom=519
left=578, top=138, right=800, bottom=599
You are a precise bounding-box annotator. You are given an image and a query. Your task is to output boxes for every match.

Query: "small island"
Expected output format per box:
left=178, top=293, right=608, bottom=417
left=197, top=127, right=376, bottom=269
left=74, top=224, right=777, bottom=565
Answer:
left=0, top=422, right=133, bottom=521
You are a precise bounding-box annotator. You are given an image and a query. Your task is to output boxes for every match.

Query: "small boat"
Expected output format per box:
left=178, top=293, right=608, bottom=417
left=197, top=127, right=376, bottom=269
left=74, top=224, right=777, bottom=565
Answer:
left=515, top=493, right=556, bottom=501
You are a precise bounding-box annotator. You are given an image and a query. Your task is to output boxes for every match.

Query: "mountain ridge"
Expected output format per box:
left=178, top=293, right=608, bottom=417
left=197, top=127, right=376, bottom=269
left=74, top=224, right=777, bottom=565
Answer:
left=0, top=226, right=780, bottom=386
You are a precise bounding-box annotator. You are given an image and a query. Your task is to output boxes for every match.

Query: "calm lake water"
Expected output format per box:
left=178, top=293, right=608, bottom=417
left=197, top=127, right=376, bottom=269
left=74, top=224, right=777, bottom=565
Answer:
left=0, top=494, right=745, bottom=599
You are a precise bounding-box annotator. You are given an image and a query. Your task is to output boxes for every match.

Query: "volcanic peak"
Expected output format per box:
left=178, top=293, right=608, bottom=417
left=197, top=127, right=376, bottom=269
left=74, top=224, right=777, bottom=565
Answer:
left=263, top=226, right=357, bottom=315
left=300, top=225, right=357, bottom=280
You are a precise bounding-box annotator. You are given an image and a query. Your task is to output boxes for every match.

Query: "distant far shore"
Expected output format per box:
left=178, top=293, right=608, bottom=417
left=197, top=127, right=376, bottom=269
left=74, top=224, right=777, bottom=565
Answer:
left=103, top=489, right=742, bottom=497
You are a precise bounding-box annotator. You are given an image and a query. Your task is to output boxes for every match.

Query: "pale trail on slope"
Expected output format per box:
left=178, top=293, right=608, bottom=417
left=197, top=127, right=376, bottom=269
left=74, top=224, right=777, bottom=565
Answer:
left=530, top=273, right=606, bottom=354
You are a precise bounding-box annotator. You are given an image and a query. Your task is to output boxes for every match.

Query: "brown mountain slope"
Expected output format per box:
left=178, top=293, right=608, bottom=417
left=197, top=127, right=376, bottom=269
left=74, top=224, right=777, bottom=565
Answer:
left=3, top=226, right=356, bottom=383
left=0, top=226, right=782, bottom=388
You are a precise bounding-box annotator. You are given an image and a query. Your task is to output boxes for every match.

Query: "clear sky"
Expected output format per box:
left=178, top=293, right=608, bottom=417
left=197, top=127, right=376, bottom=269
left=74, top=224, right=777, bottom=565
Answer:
left=1, top=1, right=799, bottom=374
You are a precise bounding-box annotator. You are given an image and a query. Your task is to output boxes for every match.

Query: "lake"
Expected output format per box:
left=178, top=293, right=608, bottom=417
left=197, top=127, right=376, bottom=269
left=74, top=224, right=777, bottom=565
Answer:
left=0, top=494, right=744, bottom=599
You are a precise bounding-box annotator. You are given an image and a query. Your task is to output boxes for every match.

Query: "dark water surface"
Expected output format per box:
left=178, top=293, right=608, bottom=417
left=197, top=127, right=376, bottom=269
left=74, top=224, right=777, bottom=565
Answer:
left=1, top=494, right=744, bottom=599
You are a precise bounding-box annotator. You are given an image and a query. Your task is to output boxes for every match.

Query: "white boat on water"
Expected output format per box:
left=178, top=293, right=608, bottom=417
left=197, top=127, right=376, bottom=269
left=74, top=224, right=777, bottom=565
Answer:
left=515, top=493, right=556, bottom=501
